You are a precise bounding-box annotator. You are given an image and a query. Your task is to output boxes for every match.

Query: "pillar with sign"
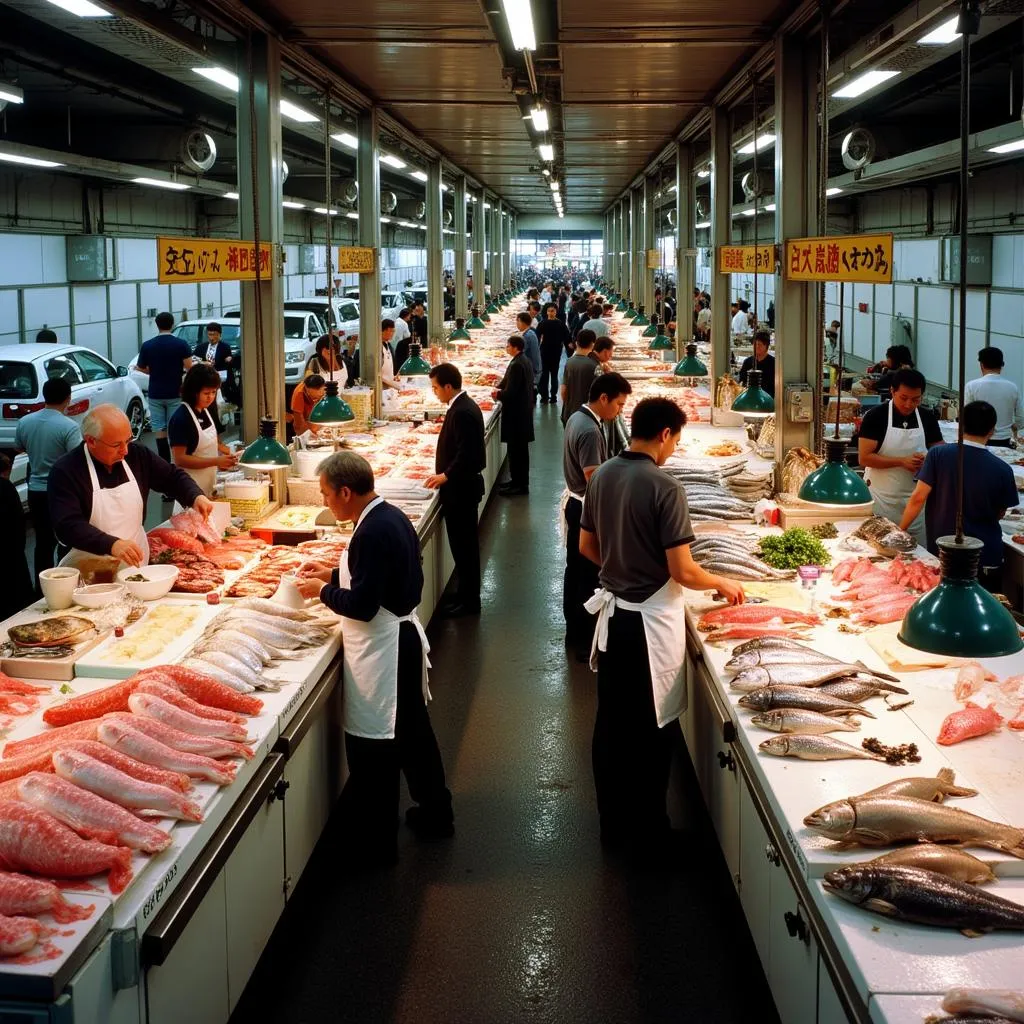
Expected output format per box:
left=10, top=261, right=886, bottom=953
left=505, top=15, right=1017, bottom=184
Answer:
left=357, top=107, right=381, bottom=414
left=426, top=158, right=444, bottom=345
left=675, top=143, right=695, bottom=353
left=710, top=105, right=732, bottom=383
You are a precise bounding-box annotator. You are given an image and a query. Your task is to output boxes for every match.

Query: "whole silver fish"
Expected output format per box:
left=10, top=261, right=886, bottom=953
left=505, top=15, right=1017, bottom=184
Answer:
left=862, top=846, right=996, bottom=885
left=192, top=637, right=264, bottom=674
left=232, top=597, right=320, bottom=623
left=194, top=650, right=281, bottom=692
left=212, top=629, right=301, bottom=665
left=804, top=795, right=1024, bottom=856
left=702, top=561, right=790, bottom=581
left=759, top=735, right=885, bottom=761
left=823, top=864, right=1024, bottom=935
left=730, top=637, right=824, bottom=657
left=817, top=679, right=895, bottom=703
left=732, top=664, right=909, bottom=693
left=726, top=647, right=901, bottom=682
left=751, top=709, right=862, bottom=735
left=180, top=659, right=255, bottom=693
left=738, top=685, right=874, bottom=718
left=858, top=768, right=978, bottom=803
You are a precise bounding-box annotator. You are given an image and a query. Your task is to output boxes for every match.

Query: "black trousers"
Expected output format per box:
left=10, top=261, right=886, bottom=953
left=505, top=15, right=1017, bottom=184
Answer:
left=980, top=564, right=1004, bottom=595
left=441, top=493, right=481, bottom=607
left=593, top=609, right=679, bottom=845
left=987, top=438, right=1014, bottom=448
left=506, top=439, right=530, bottom=488
left=27, top=489, right=56, bottom=584
left=341, top=622, right=453, bottom=861
left=563, top=497, right=598, bottom=648
left=539, top=356, right=561, bottom=402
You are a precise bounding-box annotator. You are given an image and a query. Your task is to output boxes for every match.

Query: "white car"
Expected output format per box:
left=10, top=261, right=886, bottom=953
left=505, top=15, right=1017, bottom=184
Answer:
left=282, top=298, right=360, bottom=350
left=344, top=288, right=412, bottom=321
left=221, top=307, right=328, bottom=385
left=0, top=344, right=148, bottom=451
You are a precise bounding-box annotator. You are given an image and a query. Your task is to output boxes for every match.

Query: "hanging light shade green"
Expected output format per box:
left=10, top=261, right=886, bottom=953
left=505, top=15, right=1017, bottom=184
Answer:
left=647, top=318, right=673, bottom=351
left=449, top=317, right=472, bottom=341
left=308, top=379, right=354, bottom=424
left=798, top=437, right=871, bottom=505
left=674, top=344, right=708, bottom=377
left=398, top=343, right=432, bottom=376
left=632, top=304, right=651, bottom=328
left=485, top=300, right=499, bottom=315
left=238, top=418, right=292, bottom=469
left=615, top=295, right=628, bottom=312
left=642, top=315, right=659, bottom=338
left=466, top=306, right=486, bottom=330
left=731, top=369, right=775, bottom=417
left=899, top=536, right=1022, bottom=657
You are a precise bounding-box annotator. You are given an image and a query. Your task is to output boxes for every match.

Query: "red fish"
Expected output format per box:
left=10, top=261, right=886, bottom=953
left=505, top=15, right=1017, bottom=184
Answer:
left=0, top=871, right=94, bottom=923
left=57, top=740, right=192, bottom=793
left=1008, top=706, right=1024, bottom=731
left=42, top=679, right=137, bottom=727
left=707, top=625, right=809, bottom=643
left=134, top=666, right=263, bottom=716
left=699, top=605, right=820, bottom=628
left=105, top=713, right=253, bottom=761
left=955, top=662, right=998, bottom=702
left=4, top=720, right=103, bottom=761
left=937, top=701, right=1003, bottom=745
left=132, top=679, right=245, bottom=726
left=0, top=750, right=57, bottom=785
left=96, top=720, right=236, bottom=786
left=0, top=674, right=48, bottom=696
left=0, top=694, right=38, bottom=717
left=0, top=913, right=46, bottom=957
left=146, top=528, right=204, bottom=555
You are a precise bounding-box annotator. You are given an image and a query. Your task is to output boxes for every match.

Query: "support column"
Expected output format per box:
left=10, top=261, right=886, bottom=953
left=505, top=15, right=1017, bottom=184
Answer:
left=237, top=33, right=283, bottom=445
left=472, top=189, right=485, bottom=314
left=774, top=32, right=819, bottom=458
left=357, top=107, right=381, bottom=413
left=454, top=175, right=468, bottom=318
left=426, top=157, right=443, bottom=344
left=710, top=105, right=732, bottom=381
left=623, top=194, right=632, bottom=304
left=676, top=143, right=696, bottom=352
left=497, top=202, right=505, bottom=294
left=508, top=211, right=515, bottom=290
left=642, top=175, right=656, bottom=313
left=617, top=201, right=626, bottom=295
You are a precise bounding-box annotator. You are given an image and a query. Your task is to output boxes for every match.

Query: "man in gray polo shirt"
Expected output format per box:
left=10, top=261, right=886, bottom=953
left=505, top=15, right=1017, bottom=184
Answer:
left=580, top=397, right=744, bottom=860
left=560, top=328, right=600, bottom=425
left=562, top=372, right=632, bottom=660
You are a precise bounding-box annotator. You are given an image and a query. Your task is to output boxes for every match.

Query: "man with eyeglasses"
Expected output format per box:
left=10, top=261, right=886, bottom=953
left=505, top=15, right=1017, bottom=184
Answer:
left=49, top=404, right=213, bottom=568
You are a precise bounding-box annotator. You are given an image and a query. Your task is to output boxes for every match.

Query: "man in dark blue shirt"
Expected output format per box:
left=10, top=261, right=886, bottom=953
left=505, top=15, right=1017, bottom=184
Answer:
left=298, top=451, right=452, bottom=866
left=136, top=311, right=192, bottom=465
left=900, top=400, right=1019, bottom=592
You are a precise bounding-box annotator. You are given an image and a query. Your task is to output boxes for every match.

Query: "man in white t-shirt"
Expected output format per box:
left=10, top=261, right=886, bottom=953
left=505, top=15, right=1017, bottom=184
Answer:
left=964, top=346, right=1024, bottom=447
left=730, top=299, right=750, bottom=338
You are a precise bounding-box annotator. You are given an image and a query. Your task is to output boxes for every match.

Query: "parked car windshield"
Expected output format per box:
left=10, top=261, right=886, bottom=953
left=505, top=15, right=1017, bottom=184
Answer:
left=284, top=314, right=311, bottom=339
left=0, top=361, right=38, bottom=399
left=43, top=354, right=84, bottom=386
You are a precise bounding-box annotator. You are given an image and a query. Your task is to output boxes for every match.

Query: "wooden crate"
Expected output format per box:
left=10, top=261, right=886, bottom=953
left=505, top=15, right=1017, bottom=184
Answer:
left=778, top=500, right=874, bottom=530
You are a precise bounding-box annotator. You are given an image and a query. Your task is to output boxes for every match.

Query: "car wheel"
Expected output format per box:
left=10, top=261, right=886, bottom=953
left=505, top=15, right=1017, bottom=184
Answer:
left=127, top=399, right=146, bottom=440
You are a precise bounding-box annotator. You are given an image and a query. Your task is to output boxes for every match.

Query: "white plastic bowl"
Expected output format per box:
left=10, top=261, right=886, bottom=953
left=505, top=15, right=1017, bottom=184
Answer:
left=73, top=583, right=126, bottom=609
left=116, top=564, right=180, bottom=601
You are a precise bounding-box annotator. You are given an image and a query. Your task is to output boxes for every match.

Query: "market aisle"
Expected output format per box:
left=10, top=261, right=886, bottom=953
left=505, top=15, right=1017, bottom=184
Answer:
left=231, top=406, right=777, bottom=1024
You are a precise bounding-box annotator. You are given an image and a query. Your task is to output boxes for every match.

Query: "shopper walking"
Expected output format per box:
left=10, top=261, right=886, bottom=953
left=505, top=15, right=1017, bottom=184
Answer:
left=515, top=311, right=542, bottom=397
left=426, top=363, right=485, bottom=617
left=964, top=347, right=1023, bottom=447
left=494, top=335, right=535, bottom=496
left=560, top=329, right=600, bottom=425
left=562, top=372, right=632, bottom=660
left=580, top=397, right=743, bottom=859
left=537, top=303, right=570, bottom=404
left=15, top=378, right=82, bottom=582
left=297, top=451, right=453, bottom=866
left=136, top=312, right=192, bottom=465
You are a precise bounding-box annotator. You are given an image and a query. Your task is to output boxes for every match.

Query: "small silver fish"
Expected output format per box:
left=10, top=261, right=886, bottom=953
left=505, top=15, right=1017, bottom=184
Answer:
left=759, top=735, right=886, bottom=761
left=817, top=680, right=896, bottom=703
left=732, top=664, right=908, bottom=693
left=729, top=637, right=823, bottom=657
left=738, top=685, right=874, bottom=718
left=195, top=650, right=281, bottom=692
left=751, top=709, right=862, bottom=735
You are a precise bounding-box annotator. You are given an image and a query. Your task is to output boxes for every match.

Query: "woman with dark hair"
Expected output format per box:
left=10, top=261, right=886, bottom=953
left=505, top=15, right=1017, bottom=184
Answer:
left=306, top=333, right=348, bottom=387
left=168, top=363, right=237, bottom=495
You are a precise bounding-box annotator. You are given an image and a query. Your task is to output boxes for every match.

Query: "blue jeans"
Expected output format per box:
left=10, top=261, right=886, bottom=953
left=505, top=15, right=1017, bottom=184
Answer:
left=148, top=397, right=180, bottom=433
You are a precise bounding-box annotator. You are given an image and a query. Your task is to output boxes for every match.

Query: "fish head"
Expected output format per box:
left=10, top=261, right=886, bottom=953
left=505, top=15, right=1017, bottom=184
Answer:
left=822, top=867, right=871, bottom=904
left=803, top=799, right=855, bottom=837
left=759, top=736, right=790, bottom=756
left=725, top=652, right=757, bottom=672
left=738, top=689, right=770, bottom=711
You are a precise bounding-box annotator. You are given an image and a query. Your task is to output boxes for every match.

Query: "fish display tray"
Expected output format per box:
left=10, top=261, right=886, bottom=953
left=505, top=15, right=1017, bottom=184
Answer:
left=0, top=604, right=110, bottom=681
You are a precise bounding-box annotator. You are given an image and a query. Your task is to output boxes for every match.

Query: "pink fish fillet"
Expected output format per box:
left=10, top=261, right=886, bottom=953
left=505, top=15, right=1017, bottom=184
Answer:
left=132, top=680, right=246, bottom=726
left=127, top=694, right=250, bottom=742
left=0, top=913, right=44, bottom=957
left=96, top=720, right=236, bottom=786
left=937, top=701, right=1004, bottom=745
left=955, top=661, right=998, bottom=702
left=106, top=713, right=253, bottom=761
left=3, top=720, right=102, bottom=761
left=17, top=773, right=172, bottom=854
left=57, top=740, right=192, bottom=794
left=1009, top=706, right=1024, bottom=731
left=699, top=605, right=821, bottom=627
left=0, top=871, right=94, bottom=923
left=52, top=749, right=201, bottom=822
left=0, top=800, right=133, bottom=894
left=133, top=666, right=263, bottom=716
left=708, top=626, right=808, bottom=643
left=1000, top=674, right=1024, bottom=701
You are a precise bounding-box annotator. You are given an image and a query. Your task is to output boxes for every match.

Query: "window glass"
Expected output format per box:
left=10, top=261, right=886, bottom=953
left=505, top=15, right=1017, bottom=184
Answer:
left=71, top=350, right=115, bottom=382
left=0, top=361, right=39, bottom=398
left=43, top=354, right=84, bottom=386
left=283, top=315, right=307, bottom=339
left=174, top=325, right=200, bottom=345
left=338, top=302, right=359, bottom=322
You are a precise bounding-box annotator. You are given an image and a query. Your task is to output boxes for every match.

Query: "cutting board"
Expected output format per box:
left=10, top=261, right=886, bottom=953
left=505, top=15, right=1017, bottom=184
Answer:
left=1, top=606, right=108, bottom=681
left=864, top=620, right=966, bottom=671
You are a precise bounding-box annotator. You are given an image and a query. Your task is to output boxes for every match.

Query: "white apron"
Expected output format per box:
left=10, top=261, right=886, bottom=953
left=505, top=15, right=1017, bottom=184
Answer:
left=558, top=488, right=584, bottom=548
left=59, top=447, right=149, bottom=568
left=337, top=499, right=431, bottom=740
left=382, top=344, right=395, bottom=384
left=864, top=402, right=926, bottom=545
left=585, top=578, right=688, bottom=727
left=179, top=403, right=219, bottom=497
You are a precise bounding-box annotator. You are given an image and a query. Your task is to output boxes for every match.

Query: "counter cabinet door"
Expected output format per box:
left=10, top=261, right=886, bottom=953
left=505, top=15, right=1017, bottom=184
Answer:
left=738, top=773, right=773, bottom=967
left=767, top=859, right=820, bottom=1024
left=282, top=710, right=334, bottom=895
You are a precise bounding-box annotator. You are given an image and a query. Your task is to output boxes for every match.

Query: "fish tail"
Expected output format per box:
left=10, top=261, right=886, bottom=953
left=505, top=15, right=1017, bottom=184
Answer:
left=988, top=830, right=1024, bottom=859
left=107, top=848, right=134, bottom=895
left=937, top=768, right=955, bottom=783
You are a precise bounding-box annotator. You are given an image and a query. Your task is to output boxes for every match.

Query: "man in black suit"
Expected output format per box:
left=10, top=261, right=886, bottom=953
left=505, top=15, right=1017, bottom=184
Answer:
left=195, top=322, right=236, bottom=401
left=426, top=363, right=486, bottom=618
left=493, top=334, right=535, bottom=496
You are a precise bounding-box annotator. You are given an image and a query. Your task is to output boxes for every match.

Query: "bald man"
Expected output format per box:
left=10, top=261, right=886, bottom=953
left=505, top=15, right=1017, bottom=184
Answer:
left=48, top=404, right=213, bottom=568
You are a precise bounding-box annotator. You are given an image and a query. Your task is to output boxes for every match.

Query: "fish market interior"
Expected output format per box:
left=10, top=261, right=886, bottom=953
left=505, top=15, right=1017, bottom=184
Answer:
left=3, top=0, right=1024, bottom=1021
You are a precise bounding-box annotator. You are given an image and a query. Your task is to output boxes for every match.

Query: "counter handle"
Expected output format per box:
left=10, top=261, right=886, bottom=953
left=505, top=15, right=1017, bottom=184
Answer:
left=694, top=660, right=736, bottom=744
left=716, top=750, right=736, bottom=772
left=140, top=753, right=285, bottom=968
left=783, top=906, right=810, bottom=947
left=273, top=655, right=342, bottom=759
left=765, top=842, right=781, bottom=867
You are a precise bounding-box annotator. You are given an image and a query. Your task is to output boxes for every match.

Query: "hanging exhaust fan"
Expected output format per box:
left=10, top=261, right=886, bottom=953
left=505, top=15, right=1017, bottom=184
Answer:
left=695, top=197, right=710, bottom=219
left=281, top=160, right=289, bottom=184
left=180, top=130, right=217, bottom=174
left=666, top=209, right=676, bottom=227
left=443, top=209, right=453, bottom=227
left=841, top=128, right=876, bottom=174
left=396, top=198, right=426, bottom=221
left=381, top=190, right=398, bottom=214
left=339, top=178, right=359, bottom=205
left=741, top=172, right=765, bottom=201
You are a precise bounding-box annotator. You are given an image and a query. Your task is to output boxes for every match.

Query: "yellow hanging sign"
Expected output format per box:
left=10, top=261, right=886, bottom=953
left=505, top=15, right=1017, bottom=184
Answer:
left=718, top=245, right=776, bottom=275
left=785, top=233, right=894, bottom=283
left=337, top=246, right=376, bottom=274
left=157, top=237, right=273, bottom=284
left=646, top=248, right=662, bottom=269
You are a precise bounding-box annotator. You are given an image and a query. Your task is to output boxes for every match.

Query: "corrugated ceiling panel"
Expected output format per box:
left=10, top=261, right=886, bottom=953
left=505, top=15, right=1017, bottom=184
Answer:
left=263, top=0, right=486, bottom=29
left=560, top=0, right=793, bottom=27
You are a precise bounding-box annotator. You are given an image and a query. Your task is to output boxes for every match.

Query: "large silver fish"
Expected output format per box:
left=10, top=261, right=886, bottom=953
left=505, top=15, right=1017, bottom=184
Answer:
left=858, top=768, right=978, bottom=804
left=751, top=709, right=862, bottom=735
left=861, top=846, right=996, bottom=885
left=194, top=650, right=282, bottom=692
left=729, top=637, right=828, bottom=657
left=817, top=679, right=897, bottom=703
left=823, top=864, right=1024, bottom=935
left=701, top=561, right=791, bottom=581
left=726, top=647, right=901, bottom=682
left=759, top=735, right=885, bottom=761
left=738, top=685, right=874, bottom=718
left=731, top=664, right=909, bottom=693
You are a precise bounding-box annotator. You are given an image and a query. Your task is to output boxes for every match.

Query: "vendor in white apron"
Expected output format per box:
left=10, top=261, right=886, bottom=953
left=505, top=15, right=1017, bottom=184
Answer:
left=297, top=450, right=452, bottom=866
left=579, top=396, right=743, bottom=859
left=858, top=369, right=943, bottom=548
left=49, top=404, right=212, bottom=569
left=168, top=364, right=237, bottom=498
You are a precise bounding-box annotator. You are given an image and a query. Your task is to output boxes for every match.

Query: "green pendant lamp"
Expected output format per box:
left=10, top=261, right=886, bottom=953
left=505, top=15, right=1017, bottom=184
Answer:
left=239, top=417, right=292, bottom=469
left=798, top=437, right=871, bottom=505
left=466, top=306, right=486, bottom=330
left=642, top=315, right=659, bottom=338
left=633, top=304, right=651, bottom=328
left=309, top=379, right=354, bottom=425
left=398, top=343, right=432, bottom=376
left=674, top=344, right=708, bottom=377
left=624, top=300, right=637, bottom=319
left=647, top=317, right=673, bottom=351
left=615, top=294, right=628, bottom=312
left=731, top=369, right=775, bottom=417
left=449, top=317, right=472, bottom=341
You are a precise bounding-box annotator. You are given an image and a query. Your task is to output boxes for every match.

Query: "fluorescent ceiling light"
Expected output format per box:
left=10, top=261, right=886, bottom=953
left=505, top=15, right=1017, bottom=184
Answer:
left=694, top=221, right=711, bottom=229
left=989, top=139, right=1024, bottom=154
left=380, top=153, right=406, bottom=169
left=550, top=182, right=559, bottom=191
left=742, top=208, right=756, bottom=217
left=410, top=170, right=428, bottom=182
left=332, top=132, right=358, bottom=149
left=0, top=83, right=24, bottom=105
left=314, top=207, right=339, bottom=215
left=538, top=143, right=554, bottom=161
left=280, top=99, right=319, bottom=123
left=501, top=0, right=536, bottom=51
left=40, top=0, right=109, bottom=15
left=418, top=224, right=427, bottom=230
left=736, top=133, right=775, bottom=155
left=542, top=168, right=550, bottom=176
left=133, top=177, right=190, bottom=191
left=558, top=212, right=564, bottom=219
left=224, top=191, right=239, bottom=200
left=283, top=200, right=306, bottom=209
left=469, top=196, right=478, bottom=203
left=765, top=203, right=777, bottom=212
left=531, top=107, right=549, bottom=131
left=0, top=152, right=64, bottom=168
left=345, top=211, right=359, bottom=220
left=193, top=67, right=239, bottom=91
left=400, top=221, right=416, bottom=228
left=826, top=187, right=843, bottom=197
left=832, top=70, right=899, bottom=98
left=697, top=169, right=711, bottom=178
left=918, top=17, right=960, bottom=45
left=380, top=216, right=391, bottom=223
left=484, top=202, right=491, bottom=209
left=440, top=183, right=449, bottom=191
left=669, top=184, right=678, bottom=192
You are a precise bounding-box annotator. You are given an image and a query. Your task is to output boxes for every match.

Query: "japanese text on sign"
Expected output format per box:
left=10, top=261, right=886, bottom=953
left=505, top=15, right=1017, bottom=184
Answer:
left=337, top=246, right=376, bottom=274
left=646, top=249, right=662, bottom=269
left=718, top=245, right=776, bottom=275
left=157, top=237, right=273, bottom=284
left=785, top=233, right=893, bottom=283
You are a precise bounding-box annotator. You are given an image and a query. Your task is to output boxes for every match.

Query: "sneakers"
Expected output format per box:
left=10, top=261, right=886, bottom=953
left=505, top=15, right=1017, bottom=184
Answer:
left=405, top=805, right=455, bottom=840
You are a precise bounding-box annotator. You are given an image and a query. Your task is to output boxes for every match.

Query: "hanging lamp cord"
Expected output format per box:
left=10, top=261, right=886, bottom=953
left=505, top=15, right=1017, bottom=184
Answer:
left=815, top=0, right=831, bottom=454
left=323, top=82, right=333, bottom=385
left=246, top=32, right=268, bottom=421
